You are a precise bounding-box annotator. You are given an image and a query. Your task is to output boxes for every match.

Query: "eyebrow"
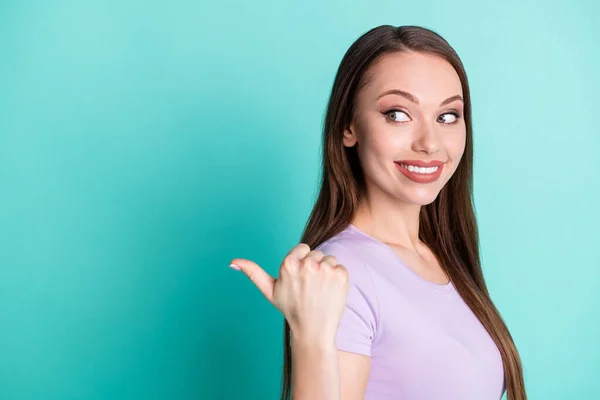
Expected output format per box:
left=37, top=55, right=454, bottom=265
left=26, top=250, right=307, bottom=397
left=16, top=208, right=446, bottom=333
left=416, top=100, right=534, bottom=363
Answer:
left=376, top=89, right=463, bottom=107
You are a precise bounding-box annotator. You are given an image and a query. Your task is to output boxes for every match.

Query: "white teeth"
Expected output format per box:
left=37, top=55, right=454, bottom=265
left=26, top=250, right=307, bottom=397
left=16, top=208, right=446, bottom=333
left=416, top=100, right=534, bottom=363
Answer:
left=400, top=164, right=439, bottom=174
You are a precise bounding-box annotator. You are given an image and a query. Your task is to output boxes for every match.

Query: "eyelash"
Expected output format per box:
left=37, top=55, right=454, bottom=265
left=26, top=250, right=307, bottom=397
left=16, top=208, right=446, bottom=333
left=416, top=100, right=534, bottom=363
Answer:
left=382, top=108, right=462, bottom=124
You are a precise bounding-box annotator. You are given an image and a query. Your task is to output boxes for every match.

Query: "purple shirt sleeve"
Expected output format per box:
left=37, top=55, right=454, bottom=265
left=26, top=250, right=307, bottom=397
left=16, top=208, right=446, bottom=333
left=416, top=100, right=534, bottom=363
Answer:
left=313, top=225, right=505, bottom=399
left=316, top=240, right=379, bottom=356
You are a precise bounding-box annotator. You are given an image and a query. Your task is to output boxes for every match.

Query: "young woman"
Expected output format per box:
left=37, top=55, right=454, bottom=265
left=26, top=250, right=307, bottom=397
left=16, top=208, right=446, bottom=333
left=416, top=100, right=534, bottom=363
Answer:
left=230, top=25, right=526, bottom=400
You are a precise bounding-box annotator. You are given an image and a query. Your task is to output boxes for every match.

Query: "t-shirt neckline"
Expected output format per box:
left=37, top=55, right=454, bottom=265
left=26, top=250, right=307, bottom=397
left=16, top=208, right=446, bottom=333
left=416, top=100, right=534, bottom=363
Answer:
left=347, top=223, right=455, bottom=293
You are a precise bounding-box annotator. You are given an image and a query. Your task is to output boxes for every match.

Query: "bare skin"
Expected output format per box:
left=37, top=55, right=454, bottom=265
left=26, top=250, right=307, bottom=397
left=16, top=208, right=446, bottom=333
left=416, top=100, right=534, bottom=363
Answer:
left=230, top=244, right=350, bottom=400
left=346, top=50, right=466, bottom=284
left=231, top=50, right=466, bottom=399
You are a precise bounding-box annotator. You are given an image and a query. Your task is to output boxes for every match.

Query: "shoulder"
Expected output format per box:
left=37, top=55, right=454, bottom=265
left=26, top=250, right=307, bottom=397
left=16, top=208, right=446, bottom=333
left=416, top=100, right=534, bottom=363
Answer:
left=316, top=228, right=381, bottom=348
left=314, top=226, right=374, bottom=268
left=315, top=232, right=365, bottom=271
left=314, top=231, right=377, bottom=295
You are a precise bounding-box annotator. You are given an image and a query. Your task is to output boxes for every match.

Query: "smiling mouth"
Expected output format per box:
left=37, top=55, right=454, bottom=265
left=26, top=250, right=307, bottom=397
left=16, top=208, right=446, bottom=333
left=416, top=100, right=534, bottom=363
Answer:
left=395, top=163, right=440, bottom=174
left=394, top=161, right=445, bottom=183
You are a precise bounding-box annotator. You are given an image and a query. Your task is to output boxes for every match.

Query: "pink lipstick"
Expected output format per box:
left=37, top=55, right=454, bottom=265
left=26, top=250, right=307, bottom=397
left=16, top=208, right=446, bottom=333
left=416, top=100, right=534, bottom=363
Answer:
left=394, top=160, right=445, bottom=184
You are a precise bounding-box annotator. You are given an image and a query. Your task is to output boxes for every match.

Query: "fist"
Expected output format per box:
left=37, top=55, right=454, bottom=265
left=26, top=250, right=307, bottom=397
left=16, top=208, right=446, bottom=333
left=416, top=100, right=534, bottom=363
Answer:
left=230, top=243, right=350, bottom=342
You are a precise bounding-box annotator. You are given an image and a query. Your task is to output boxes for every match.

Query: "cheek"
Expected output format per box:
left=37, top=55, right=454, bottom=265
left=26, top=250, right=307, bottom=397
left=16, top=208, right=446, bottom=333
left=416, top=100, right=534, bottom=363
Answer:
left=355, top=131, right=403, bottom=179
left=360, top=135, right=405, bottom=171
left=360, top=119, right=407, bottom=156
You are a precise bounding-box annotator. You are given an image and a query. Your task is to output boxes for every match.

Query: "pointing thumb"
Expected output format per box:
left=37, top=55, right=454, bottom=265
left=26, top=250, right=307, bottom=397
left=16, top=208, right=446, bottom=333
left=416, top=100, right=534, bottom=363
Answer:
left=230, top=258, right=276, bottom=304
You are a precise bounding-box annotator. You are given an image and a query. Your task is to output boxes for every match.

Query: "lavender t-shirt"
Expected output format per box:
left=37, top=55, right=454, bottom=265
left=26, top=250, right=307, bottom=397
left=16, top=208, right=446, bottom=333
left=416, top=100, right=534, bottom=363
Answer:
left=315, top=224, right=505, bottom=400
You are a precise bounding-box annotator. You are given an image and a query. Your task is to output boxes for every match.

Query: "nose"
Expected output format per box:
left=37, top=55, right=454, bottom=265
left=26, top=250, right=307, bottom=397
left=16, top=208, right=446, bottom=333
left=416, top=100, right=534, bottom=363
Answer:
left=411, top=122, right=441, bottom=155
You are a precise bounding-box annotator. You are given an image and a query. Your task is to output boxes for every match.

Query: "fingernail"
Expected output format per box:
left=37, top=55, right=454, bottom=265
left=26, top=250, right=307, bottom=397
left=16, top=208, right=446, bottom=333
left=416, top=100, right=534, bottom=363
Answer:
left=229, top=263, right=241, bottom=271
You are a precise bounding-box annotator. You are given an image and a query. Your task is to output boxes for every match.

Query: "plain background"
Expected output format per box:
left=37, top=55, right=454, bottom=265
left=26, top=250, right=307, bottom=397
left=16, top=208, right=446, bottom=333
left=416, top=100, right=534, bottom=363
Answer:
left=1, top=0, right=598, bottom=399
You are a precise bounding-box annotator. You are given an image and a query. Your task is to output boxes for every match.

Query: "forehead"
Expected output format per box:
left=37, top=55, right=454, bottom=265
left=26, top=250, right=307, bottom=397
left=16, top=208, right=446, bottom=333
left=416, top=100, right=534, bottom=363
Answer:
left=360, top=51, right=463, bottom=104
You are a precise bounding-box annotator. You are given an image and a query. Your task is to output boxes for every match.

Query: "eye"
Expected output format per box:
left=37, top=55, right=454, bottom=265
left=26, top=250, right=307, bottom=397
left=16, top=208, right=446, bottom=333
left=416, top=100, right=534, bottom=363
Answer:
left=384, top=109, right=411, bottom=123
left=437, top=112, right=461, bottom=124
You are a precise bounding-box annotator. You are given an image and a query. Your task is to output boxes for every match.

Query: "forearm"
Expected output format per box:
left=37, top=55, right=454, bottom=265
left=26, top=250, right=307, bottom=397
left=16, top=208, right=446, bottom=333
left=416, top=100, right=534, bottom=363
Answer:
left=291, top=337, right=340, bottom=400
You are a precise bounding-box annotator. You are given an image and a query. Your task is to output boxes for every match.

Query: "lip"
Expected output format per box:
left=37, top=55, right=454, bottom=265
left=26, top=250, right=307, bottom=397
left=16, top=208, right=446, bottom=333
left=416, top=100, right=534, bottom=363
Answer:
left=395, top=159, right=445, bottom=167
left=394, top=160, right=446, bottom=184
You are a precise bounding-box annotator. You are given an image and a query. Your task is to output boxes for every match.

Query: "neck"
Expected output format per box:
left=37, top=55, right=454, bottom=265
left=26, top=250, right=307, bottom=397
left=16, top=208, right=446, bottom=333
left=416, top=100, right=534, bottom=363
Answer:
left=351, top=190, right=422, bottom=252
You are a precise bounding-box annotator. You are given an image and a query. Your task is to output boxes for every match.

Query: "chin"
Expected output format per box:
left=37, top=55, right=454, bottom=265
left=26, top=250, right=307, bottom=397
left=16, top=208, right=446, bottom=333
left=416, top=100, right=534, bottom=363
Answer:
left=400, top=188, right=442, bottom=206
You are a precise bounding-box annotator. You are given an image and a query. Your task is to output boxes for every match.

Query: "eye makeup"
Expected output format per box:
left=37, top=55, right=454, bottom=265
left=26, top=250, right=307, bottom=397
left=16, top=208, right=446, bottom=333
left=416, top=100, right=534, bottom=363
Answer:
left=381, top=107, right=462, bottom=124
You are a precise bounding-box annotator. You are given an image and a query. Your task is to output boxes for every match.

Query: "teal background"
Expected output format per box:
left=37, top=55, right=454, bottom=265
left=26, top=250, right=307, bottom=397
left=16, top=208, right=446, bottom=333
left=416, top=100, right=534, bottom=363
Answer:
left=0, top=0, right=598, bottom=399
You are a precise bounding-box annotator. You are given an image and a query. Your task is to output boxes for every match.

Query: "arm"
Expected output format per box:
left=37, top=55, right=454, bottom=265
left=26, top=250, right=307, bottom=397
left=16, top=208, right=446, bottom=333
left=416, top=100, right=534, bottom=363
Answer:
left=338, top=350, right=371, bottom=400
left=232, top=240, right=374, bottom=399
left=308, top=241, right=377, bottom=400
left=291, top=338, right=371, bottom=400
left=291, top=338, right=341, bottom=400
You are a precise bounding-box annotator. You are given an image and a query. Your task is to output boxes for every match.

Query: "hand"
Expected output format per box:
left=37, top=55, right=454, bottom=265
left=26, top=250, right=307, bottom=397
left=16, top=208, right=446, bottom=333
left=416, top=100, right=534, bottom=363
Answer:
left=230, top=243, right=350, bottom=343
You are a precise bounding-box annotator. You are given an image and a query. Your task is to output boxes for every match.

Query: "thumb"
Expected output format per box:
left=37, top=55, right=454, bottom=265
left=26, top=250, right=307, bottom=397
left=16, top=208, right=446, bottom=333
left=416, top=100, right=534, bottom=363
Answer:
left=230, top=258, right=276, bottom=304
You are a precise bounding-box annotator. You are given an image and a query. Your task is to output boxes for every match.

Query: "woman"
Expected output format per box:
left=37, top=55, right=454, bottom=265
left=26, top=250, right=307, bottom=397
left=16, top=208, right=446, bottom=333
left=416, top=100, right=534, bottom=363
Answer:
left=230, top=25, right=526, bottom=400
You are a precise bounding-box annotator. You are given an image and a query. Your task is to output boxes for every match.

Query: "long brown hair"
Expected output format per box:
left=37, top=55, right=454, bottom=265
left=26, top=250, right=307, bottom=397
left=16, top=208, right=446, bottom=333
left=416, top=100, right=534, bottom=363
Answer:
left=280, top=25, right=526, bottom=400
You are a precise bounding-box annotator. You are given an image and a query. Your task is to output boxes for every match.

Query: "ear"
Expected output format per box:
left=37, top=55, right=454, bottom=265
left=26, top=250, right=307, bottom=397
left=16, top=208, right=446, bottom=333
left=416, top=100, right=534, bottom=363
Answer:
left=343, top=122, right=358, bottom=147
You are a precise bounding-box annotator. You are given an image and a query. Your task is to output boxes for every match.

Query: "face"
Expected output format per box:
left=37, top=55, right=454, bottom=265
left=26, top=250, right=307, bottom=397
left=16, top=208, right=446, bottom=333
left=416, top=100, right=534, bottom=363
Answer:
left=343, top=50, right=467, bottom=206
